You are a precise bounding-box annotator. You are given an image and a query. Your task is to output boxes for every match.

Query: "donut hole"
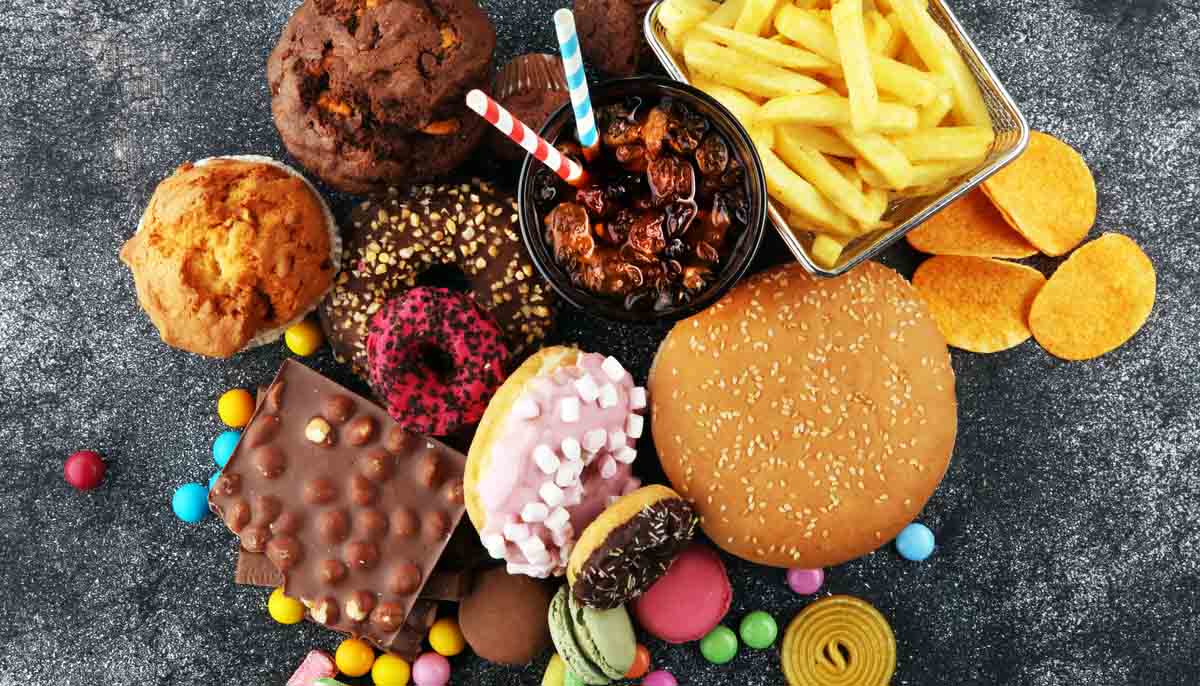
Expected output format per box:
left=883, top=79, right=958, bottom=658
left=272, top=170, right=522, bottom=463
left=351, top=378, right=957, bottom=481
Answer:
left=416, top=263, right=472, bottom=294
left=419, top=343, right=457, bottom=384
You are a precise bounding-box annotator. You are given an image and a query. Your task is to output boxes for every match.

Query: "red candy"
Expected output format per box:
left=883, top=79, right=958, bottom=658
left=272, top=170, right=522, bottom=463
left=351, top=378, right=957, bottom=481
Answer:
left=64, top=450, right=105, bottom=490
left=366, top=287, right=510, bottom=436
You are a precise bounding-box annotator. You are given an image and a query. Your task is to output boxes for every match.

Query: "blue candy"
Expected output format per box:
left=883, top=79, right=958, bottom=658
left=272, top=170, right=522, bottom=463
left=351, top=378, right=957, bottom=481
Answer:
left=212, top=430, right=241, bottom=469
left=208, top=471, right=222, bottom=492
left=172, top=483, right=210, bottom=524
left=896, top=523, right=935, bottom=561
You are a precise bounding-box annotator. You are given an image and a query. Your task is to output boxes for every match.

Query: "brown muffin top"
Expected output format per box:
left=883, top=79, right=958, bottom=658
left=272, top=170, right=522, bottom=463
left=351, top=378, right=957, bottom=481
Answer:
left=120, top=158, right=336, bottom=358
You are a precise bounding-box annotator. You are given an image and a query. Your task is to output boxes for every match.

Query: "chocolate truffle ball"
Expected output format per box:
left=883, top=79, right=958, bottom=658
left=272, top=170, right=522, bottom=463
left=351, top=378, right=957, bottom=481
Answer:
left=458, top=566, right=554, bottom=665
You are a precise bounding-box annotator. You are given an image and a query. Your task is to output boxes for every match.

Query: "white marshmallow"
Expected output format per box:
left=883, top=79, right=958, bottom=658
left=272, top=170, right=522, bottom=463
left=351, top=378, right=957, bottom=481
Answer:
left=546, top=507, right=571, bottom=532
left=551, top=525, right=575, bottom=548
left=540, top=482, right=565, bottom=508
left=607, top=430, right=627, bottom=451
left=602, top=356, right=627, bottom=382
left=521, top=502, right=549, bottom=522
left=598, top=384, right=620, bottom=409
left=626, top=413, right=645, bottom=439
left=555, top=460, right=582, bottom=487
left=559, top=542, right=573, bottom=562
left=507, top=561, right=549, bottom=578
left=600, top=457, right=618, bottom=479
left=615, top=446, right=638, bottom=464
left=519, top=535, right=549, bottom=565
left=503, top=522, right=531, bottom=542
left=574, top=374, right=600, bottom=403
left=629, top=387, right=647, bottom=410
left=563, top=486, right=583, bottom=507
left=583, top=428, right=607, bottom=453
left=513, top=395, right=541, bottom=419
left=561, top=437, right=582, bottom=462
left=561, top=397, right=581, bottom=423
left=534, top=444, right=560, bottom=474
left=482, top=534, right=508, bottom=559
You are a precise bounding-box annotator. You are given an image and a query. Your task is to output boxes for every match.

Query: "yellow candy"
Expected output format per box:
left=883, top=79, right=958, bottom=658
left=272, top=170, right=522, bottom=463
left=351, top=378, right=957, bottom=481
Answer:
left=372, top=654, right=412, bottom=686
left=428, top=617, right=466, bottom=657
left=267, top=587, right=304, bottom=625
left=542, top=654, right=566, bottom=686
left=284, top=319, right=325, bottom=357
left=335, top=638, right=376, bottom=677
left=217, top=388, right=255, bottom=428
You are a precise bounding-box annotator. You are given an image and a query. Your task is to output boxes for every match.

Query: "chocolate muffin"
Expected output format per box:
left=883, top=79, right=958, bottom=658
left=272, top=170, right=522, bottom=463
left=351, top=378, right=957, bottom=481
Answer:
left=490, top=54, right=571, bottom=161
left=268, top=0, right=496, bottom=194
left=575, top=0, right=641, bottom=77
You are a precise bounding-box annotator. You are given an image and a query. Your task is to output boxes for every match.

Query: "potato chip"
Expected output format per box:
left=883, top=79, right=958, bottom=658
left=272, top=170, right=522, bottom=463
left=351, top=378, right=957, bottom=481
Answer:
left=912, top=256, right=1046, bottom=353
left=981, top=131, right=1096, bottom=256
left=1029, top=233, right=1156, bottom=361
left=905, top=189, right=1037, bottom=258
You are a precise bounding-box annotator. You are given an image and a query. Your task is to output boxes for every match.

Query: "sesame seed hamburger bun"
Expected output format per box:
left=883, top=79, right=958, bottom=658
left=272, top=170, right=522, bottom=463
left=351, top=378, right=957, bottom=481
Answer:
left=648, top=262, right=957, bottom=568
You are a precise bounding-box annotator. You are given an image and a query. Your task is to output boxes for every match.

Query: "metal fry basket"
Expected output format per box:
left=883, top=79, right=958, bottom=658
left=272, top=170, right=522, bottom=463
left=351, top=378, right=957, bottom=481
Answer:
left=644, top=0, right=1030, bottom=277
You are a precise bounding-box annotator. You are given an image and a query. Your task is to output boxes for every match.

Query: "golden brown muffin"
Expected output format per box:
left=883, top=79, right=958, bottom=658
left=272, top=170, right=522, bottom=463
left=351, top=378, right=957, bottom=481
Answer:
left=120, top=157, right=338, bottom=358
left=649, top=262, right=958, bottom=568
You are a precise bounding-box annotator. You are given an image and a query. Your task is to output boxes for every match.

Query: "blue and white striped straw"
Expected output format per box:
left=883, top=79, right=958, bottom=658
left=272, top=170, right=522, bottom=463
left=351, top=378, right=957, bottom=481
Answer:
left=553, top=8, right=599, bottom=151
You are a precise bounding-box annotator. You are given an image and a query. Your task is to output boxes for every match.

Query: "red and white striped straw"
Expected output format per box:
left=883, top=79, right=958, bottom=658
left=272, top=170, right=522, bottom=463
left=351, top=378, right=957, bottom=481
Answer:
left=465, top=89, right=587, bottom=186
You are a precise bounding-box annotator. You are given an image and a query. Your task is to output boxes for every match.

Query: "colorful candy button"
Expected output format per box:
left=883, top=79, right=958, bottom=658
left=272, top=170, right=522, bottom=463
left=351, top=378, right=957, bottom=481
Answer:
left=172, top=483, right=209, bottom=523
left=700, top=625, right=739, bottom=665
left=267, top=587, right=305, bottom=625
left=334, top=638, right=375, bottom=677
left=285, top=319, right=325, bottom=357
left=643, top=670, right=678, bottom=686
left=625, top=644, right=651, bottom=679
left=64, top=450, right=105, bottom=491
left=412, top=652, right=451, bottom=686
left=428, top=616, right=466, bottom=657
left=740, top=611, right=779, bottom=649
left=896, top=523, right=936, bottom=561
left=217, top=388, right=255, bottom=428
left=542, top=654, right=567, bottom=686
left=212, top=430, right=240, bottom=469
left=371, top=654, right=412, bottom=686
left=787, top=568, right=824, bottom=595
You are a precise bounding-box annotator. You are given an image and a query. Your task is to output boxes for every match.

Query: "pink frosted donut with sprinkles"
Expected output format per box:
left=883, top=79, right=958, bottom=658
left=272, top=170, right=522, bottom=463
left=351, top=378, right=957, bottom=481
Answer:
left=464, top=346, right=646, bottom=578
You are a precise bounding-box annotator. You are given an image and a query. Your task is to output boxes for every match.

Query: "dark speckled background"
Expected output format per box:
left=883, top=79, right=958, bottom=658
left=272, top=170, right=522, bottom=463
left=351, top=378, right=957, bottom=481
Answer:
left=1, top=1, right=1199, bottom=684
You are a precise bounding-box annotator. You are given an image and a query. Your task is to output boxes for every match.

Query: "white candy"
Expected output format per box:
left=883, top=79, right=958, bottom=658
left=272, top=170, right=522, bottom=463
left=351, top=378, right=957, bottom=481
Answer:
left=551, top=525, right=575, bottom=548
left=539, top=482, right=565, bottom=507
left=513, top=395, right=541, bottom=419
left=546, top=507, right=571, bottom=532
left=559, top=542, right=574, bottom=563
left=615, top=446, right=637, bottom=464
left=626, top=413, right=644, bottom=439
left=507, top=561, right=550, bottom=578
left=503, top=522, right=531, bottom=542
left=563, top=486, right=583, bottom=507
left=600, top=457, right=618, bottom=479
left=521, top=503, right=549, bottom=522
left=602, top=356, right=626, bottom=382
left=555, top=460, right=583, bottom=487
left=534, top=444, right=561, bottom=475
left=519, top=535, right=549, bottom=565
left=607, top=430, right=627, bottom=451
left=629, top=387, right=647, bottom=411
left=482, top=534, right=508, bottom=559
left=583, top=428, right=607, bottom=453
left=561, top=437, right=582, bottom=462
left=574, top=374, right=600, bottom=403
left=598, top=384, right=619, bottom=409
left=561, top=397, right=581, bottom=423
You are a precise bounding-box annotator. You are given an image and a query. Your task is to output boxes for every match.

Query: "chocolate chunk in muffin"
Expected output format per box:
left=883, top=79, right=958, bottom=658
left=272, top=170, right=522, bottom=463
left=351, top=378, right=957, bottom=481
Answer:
left=267, top=0, right=496, bottom=194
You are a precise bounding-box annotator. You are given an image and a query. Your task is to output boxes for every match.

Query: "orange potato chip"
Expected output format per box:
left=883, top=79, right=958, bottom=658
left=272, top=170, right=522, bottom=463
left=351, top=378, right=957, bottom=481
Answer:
left=1029, top=233, right=1156, bottom=360
left=981, top=131, right=1097, bottom=256
left=912, top=256, right=1046, bottom=353
left=906, top=189, right=1037, bottom=258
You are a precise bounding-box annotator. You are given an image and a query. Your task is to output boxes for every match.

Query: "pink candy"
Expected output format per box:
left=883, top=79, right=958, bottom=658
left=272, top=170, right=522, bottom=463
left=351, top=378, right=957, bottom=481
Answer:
left=413, top=652, right=451, bottom=686
left=643, top=670, right=678, bottom=686
left=286, top=650, right=336, bottom=686
left=787, top=568, right=825, bottom=595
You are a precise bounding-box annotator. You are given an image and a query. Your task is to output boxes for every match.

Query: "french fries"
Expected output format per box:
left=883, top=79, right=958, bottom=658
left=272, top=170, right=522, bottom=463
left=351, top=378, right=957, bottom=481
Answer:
left=659, top=0, right=996, bottom=267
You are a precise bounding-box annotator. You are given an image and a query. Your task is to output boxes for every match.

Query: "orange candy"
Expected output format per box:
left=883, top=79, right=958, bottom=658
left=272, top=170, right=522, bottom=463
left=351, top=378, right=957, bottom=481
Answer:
left=625, top=644, right=651, bottom=679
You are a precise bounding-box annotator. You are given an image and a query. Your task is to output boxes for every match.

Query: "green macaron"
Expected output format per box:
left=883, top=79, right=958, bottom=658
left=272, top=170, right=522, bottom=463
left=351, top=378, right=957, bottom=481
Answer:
left=548, top=586, right=611, bottom=685
left=568, top=589, right=636, bottom=680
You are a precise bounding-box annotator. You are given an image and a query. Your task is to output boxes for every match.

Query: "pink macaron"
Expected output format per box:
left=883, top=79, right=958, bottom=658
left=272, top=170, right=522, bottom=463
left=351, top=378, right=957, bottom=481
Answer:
left=631, top=543, right=731, bottom=643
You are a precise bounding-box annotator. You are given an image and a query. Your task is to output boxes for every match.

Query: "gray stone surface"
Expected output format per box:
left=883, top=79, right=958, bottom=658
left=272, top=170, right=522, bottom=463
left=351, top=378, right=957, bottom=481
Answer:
left=0, top=0, right=1198, bottom=684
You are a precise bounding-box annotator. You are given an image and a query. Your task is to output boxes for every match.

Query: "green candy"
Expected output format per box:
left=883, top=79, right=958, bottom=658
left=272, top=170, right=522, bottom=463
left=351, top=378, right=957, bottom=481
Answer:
left=565, top=671, right=586, bottom=686
left=700, top=625, right=739, bottom=665
left=739, top=611, right=779, bottom=649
